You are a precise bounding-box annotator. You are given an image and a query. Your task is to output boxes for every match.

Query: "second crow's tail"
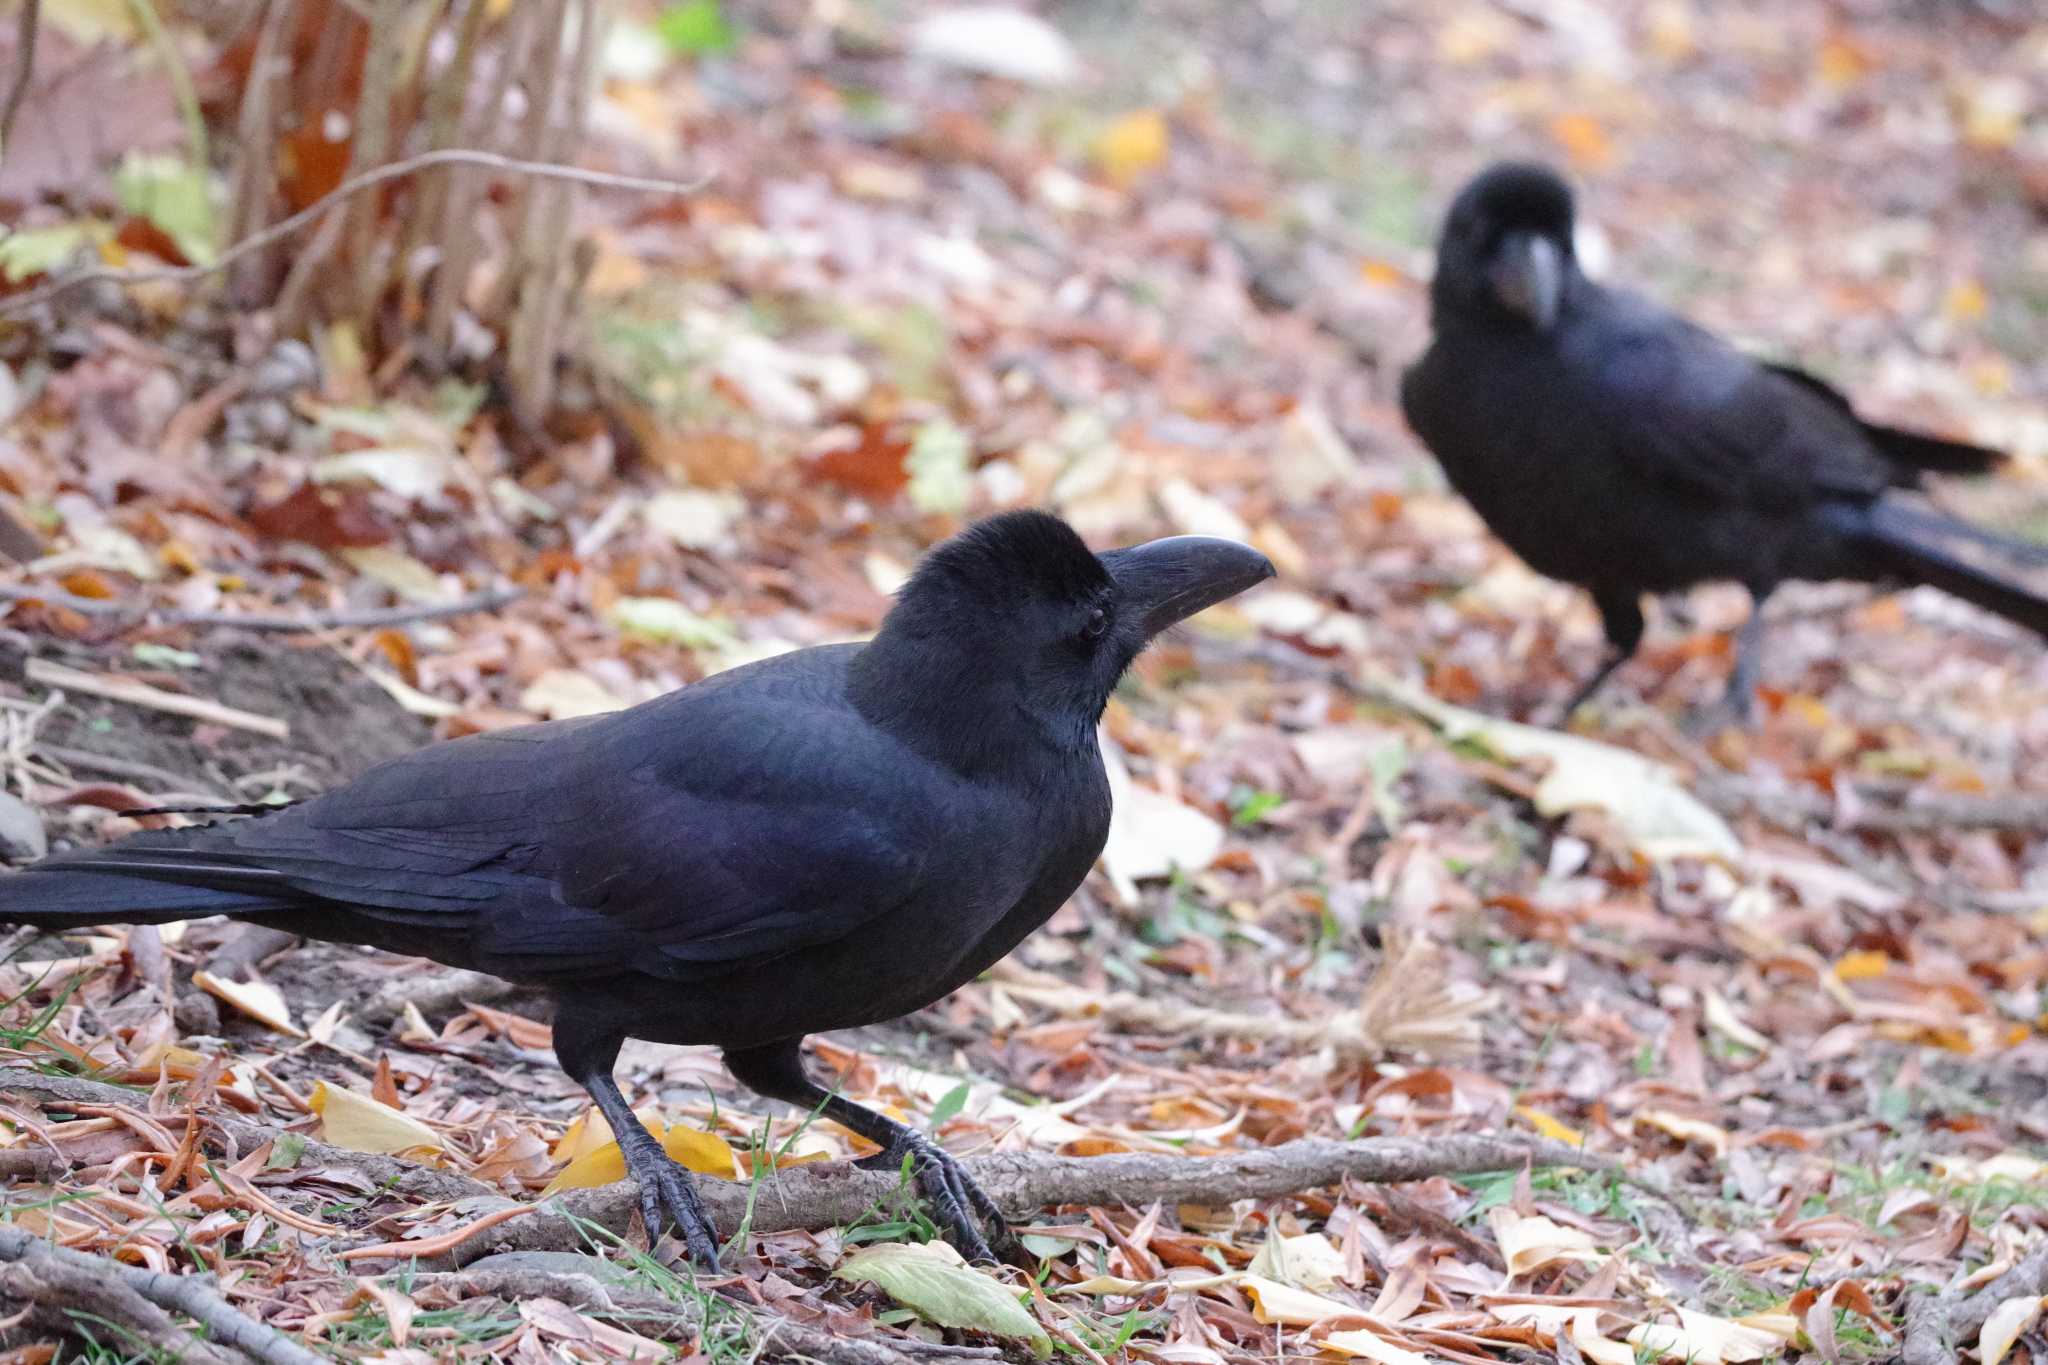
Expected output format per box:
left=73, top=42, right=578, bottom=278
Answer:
left=1831, top=499, right=2048, bottom=636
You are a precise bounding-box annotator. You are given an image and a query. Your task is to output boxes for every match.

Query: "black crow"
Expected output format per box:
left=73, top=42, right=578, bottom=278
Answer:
left=1402, top=161, right=2047, bottom=717
left=0, top=510, right=1273, bottom=1267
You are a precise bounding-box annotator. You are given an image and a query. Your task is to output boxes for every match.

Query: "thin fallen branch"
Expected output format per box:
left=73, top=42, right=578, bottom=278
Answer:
left=25, top=659, right=290, bottom=739
left=35, top=743, right=229, bottom=797
left=0, top=148, right=711, bottom=318
left=168, top=584, right=525, bottom=632
left=0, top=0, right=37, bottom=157
left=0, top=1225, right=324, bottom=1365
left=0, top=581, right=523, bottom=631
left=418, top=1132, right=1649, bottom=1268
left=430, top=1253, right=924, bottom=1365
left=1900, top=1240, right=2048, bottom=1365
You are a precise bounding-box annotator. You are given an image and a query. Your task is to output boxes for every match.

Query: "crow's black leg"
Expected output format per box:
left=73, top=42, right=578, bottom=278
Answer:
left=1560, top=588, right=1645, bottom=719
left=554, top=1013, right=722, bottom=1268
left=1724, top=586, right=1772, bottom=719
left=724, top=1039, right=1017, bottom=1265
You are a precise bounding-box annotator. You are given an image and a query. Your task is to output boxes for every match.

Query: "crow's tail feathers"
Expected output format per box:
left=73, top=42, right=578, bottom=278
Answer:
left=1865, top=423, right=2005, bottom=479
left=0, top=846, right=298, bottom=928
left=1835, top=499, right=2048, bottom=637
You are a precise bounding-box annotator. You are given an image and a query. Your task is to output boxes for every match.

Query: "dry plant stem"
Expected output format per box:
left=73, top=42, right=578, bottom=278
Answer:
left=270, top=207, right=346, bottom=339
left=225, top=0, right=299, bottom=305
left=430, top=0, right=537, bottom=354
left=24, top=659, right=290, bottom=739
left=0, top=580, right=522, bottom=629
left=429, top=1259, right=924, bottom=1365
left=1901, top=1241, right=2048, bottom=1365
left=343, top=0, right=406, bottom=328
left=490, top=0, right=570, bottom=330
left=35, top=743, right=226, bottom=797
left=508, top=0, right=603, bottom=424
left=0, top=1225, right=324, bottom=1365
left=400, top=0, right=493, bottom=302
left=443, top=1133, right=1637, bottom=1267
left=1, top=0, right=39, bottom=156
left=0, top=151, right=708, bottom=320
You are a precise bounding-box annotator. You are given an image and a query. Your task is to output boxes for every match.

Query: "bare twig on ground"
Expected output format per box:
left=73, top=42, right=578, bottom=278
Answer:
left=431, top=1255, right=925, bottom=1365
left=35, top=743, right=228, bottom=797
left=0, top=582, right=523, bottom=632
left=418, top=1132, right=1654, bottom=1268
left=203, top=925, right=302, bottom=981
left=1901, top=1240, right=2048, bottom=1365
left=0, top=150, right=710, bottom=319
left=0, top=0, right=38, bottom=156
left=170, top=585, right=526, bottom=632
left=24, top=659, right=290, bottom=739
left=360, top=965, right=520, bottom=1022
left=0, top=1225, right=323, bottom=1365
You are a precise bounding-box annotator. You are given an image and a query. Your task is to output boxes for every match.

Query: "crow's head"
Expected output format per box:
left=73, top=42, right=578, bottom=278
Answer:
left=864, top=510, right=1273, bottom=761
left=1432, top=161, right=1578, bottom=332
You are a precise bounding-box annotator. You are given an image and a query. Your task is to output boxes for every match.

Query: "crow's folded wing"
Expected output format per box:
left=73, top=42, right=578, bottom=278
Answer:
left=47, top=672, right=943, bottom=981
left=1575, top=303, right=1894, bottom=508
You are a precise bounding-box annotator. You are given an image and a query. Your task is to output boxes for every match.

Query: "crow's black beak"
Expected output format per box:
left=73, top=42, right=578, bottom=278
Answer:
left=1489, top=231, right=1564, bottom=331
left=1099, top=535, right=1276, bottom=639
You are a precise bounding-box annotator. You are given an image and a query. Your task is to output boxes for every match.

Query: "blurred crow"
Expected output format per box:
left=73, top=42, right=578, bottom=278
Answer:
left=1402, top=161, right=2046, bottom=716
left=0, top=510, right=1273, bottom=1267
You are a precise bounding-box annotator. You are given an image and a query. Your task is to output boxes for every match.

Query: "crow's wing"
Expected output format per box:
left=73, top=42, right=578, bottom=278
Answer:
left=1569, top=293, right=1895, bottom=508
left=1759, top=362, right=2003, bottom=481
left=26, top=651, right=944, bottom=981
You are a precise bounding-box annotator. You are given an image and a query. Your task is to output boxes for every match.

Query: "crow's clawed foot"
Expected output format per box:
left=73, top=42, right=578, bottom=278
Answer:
left=622, top=1141, right=723, bottom=1270
left=858, top=1132, right=1021, bottom=1266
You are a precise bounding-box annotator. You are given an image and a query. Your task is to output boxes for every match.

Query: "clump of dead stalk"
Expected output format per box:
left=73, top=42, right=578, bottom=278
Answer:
left=211, top=0, right=606, bottom=422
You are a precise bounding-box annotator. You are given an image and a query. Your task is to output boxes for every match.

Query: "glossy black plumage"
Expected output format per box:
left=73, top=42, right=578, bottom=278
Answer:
left=1402, top=162, right=2047, bottom=716
left=0, top=510, right=1274, bottom=1266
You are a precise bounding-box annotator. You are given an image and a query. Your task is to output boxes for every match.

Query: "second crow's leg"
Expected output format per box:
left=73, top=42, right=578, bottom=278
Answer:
left=1724, top=586, right=1772, bottom=719
left=1560, top=588, right=1645, bottom=719
left=554, top=1011, right=723, bottom=1268
left=724, top=1038, right=1016, bottom=1265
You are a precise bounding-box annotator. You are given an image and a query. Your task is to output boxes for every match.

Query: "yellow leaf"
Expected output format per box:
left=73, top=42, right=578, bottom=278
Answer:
left=1959, top=77, right=2030, bottom=150
left=1488, top=1207, right=1602, bottom=1278
left=1781, top=693, right=1831, bottom=728
left=541, top=1116, right=737, bottom=1195
left=1093, top=109, right=1169, bottom=188
left=311, top=1082, right=442, bottom=1156
left=1239, top=1274, right=1361, bottom=1326
left=1628, top=1307, right=1798, bottom=1363
left=1646, top=0, right=1696, bottom=62
left=1816, top=38, right=1869, bottom=89
left=1930, top=1152, right=2048, bottom=1185
left=1979, top=1294, right=2046, bottom=1365
left=1831, top=950, right=1892, bottom=982
left=1320, top=1328, right=1434, bottom=1363
left=1548, top=114, right=1613, bottom=171
left=1513, top=1104, right=1584, bottom=1146
left=191, top=971, right=304, bottom=1037
left=1946, top=279, right=1989, bottom=323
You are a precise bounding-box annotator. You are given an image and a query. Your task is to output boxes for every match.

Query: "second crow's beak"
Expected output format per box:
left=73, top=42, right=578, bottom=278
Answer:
left=1489, top=231, right=1563, bottom=331
left=1099, top=536, right=1276, bottom=640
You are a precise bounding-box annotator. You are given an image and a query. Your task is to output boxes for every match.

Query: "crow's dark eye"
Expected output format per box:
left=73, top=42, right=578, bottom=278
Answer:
left=1081, top=606, right=1110, bottom=640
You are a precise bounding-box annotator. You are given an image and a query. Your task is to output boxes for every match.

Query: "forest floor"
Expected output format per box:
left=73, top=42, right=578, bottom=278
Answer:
left=3, top=1, right=2048, bottom=1362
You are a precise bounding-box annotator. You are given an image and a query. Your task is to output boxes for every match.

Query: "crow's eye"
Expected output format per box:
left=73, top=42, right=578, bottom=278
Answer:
left=1081, top=606, right=1110, bottom=640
